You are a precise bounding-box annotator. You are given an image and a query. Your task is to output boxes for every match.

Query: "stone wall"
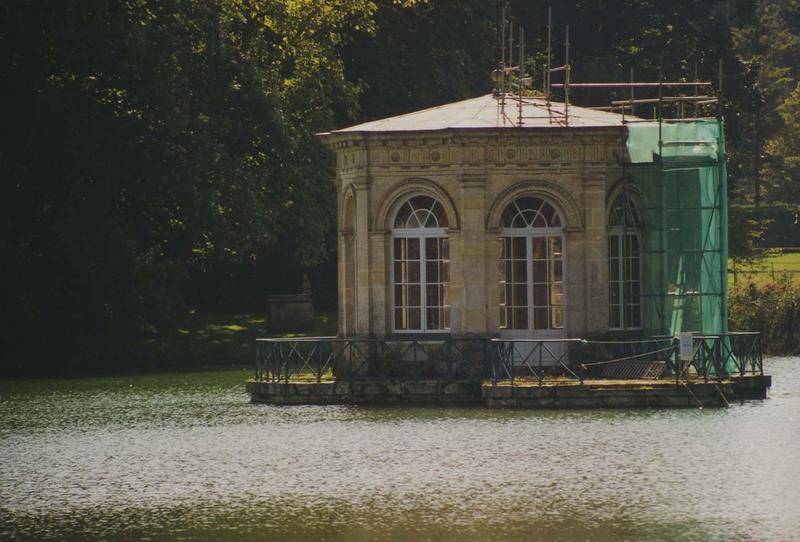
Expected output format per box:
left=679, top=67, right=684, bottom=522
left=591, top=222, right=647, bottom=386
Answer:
left=327, top=128, right=627, bottom=338
left=247, top=376, right=771, bottom=408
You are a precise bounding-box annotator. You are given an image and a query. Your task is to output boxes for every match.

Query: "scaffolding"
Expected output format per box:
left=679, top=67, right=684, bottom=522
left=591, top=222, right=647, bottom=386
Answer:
left=627, top=120, right=729, bottom=337
left=495, top=8, right=731, bottom=350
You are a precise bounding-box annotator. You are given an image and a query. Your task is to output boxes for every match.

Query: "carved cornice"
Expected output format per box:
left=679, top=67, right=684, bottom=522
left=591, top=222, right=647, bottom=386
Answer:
left=331, top=130, right=624, bottom=173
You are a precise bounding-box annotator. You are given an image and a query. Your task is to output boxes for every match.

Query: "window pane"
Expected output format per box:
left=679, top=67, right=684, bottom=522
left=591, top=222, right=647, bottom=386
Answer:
left=426, top=261, right=439, bottom=283
left=407, top=238, right=420, bottom=259
left=533, top=284, right=548, bottom=306
left=630, top=234, right=640, bottom=256
left=533, top=308, right=549, bottom=329
left=427, top=308, right=441, bottom=330
left=425, top=237, right=439, bottom=259
left=394, top=238, right=405, bottom=259
left=551, top=306, right=563, bottom=328
left=513, top=284, right=528, bottom=306
left=394, top=285, right=404, bottom=304
left=426, top=285, right=440, bottom=306
left=549, top=236, right=563, bottom=258
left=394, top=262, right=406, bottom=282
left=408, top=261, right=420, bottom=283
left=610, top=283, right=620, bottom=304
left=531, top=237, right=546, bottom=259
left=609, top=259, right=620, bottom=281
left=441, top=261, right=449, bottom=282
left=512, top=307, right=528, bottom=329
left=394, top=202, right=413, bottom=228
left=407, top=308, right=421, bottom=329
left=394, top=308, right=405, bottom=329
left=609, top=235, right=619, bottom=257
left=532, top=261, right=547, bottom=282
left=441, top=238, right=449, bottom=260
left=610, top=306, right=621, bottom=328
left=432, top=200, right=448, bottom=228
left=553, top=261, right=563, bottom=282
left=513, top=261, right=526, bottom=282
left=512, top=237, right=526, bottom=259
left=408, top=285, right=420, bottom=304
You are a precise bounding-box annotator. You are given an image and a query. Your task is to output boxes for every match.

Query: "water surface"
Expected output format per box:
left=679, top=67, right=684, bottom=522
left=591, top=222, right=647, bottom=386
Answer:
left=1, top=359, right=798, bottom=541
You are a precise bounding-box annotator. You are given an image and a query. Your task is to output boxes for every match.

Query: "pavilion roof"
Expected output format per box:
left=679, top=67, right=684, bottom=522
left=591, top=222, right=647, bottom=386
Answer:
left=323, top=93, right=636, bottom=135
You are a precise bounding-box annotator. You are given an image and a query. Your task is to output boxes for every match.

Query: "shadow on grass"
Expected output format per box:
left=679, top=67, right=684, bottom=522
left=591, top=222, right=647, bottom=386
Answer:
left=146, top=311, right=337, bottom=370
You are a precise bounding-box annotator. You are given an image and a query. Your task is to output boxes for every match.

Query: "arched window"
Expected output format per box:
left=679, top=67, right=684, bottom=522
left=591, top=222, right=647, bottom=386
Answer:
left=608, top=192, right=642, bottom=330
left=499, top=197, right=564, bottom=332
left=392, top=195, right=450, bottom=332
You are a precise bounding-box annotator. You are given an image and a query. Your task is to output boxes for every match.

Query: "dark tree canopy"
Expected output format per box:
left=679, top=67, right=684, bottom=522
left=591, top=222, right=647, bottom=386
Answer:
left=1, top=0, right=796, bottom=374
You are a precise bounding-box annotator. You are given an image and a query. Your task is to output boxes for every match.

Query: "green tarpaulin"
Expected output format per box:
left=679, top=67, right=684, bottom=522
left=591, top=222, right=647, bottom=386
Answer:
left=625, top=120, right=729, bottom=338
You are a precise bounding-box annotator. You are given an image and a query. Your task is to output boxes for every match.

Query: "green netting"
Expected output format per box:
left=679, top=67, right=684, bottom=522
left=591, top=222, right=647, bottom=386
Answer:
left=626, top=120, right=729, bottom=338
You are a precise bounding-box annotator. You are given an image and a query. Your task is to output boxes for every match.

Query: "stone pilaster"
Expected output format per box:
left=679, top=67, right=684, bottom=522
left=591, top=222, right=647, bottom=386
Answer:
left=583, top=177, right=609, bottom=334
left=458, top=175, right=488, bottom=334
left=368, top=231, right=388, bottom=337
left=353, top=178, right=372, bottom=335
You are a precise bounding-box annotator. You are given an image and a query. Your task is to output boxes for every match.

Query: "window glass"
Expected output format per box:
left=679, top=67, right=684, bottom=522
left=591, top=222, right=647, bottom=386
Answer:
left=392, top=196, right=449, bottom=331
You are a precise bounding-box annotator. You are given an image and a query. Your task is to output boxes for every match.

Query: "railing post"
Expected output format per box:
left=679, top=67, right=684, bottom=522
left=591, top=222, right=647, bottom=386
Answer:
left=283, top=343, right=290, bottom=384
left=757, top=333, right=763, bottom=376
left=316, top=341, right=323, bottom=384
left=446, top=337, right=453, bottom=379
left=538, top=342, right=543, bottom=386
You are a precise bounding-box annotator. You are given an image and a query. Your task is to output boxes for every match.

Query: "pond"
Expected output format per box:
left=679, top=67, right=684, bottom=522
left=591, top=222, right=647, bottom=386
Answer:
left=1, top=358, right=798, bottom=541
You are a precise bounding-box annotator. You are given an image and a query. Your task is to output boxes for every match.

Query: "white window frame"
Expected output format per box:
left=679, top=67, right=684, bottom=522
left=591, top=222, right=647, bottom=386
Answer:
left=390, top=195, right=450, bottom=334
left=608, top=228, right=643, bottom=331
left=497, top=196, right=567, bottom=336
left=499, top=228, right=566, bottom=334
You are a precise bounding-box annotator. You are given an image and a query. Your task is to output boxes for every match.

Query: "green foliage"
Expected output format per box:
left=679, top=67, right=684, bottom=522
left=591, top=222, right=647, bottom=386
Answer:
left=732, top=0, right=800, bottom=207
left=2, top=0, right=799, bottom=373
left=0, top=0, right=374, bottom=372
left=343, top=0, right=497, bottom=120
left=729, top=276, right=800, bottom=354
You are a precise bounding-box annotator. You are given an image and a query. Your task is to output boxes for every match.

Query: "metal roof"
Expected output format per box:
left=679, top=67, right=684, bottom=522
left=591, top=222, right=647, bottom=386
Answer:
left=324, top=94, right=635, bottom=135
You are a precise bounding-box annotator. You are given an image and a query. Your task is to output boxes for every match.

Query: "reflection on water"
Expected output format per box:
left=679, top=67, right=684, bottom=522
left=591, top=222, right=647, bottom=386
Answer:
left=1, top=360, right=799, bottom=541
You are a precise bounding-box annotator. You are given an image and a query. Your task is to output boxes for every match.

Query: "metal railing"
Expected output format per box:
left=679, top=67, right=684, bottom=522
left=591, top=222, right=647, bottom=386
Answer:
left=489, top=338, right=585, bottom=385
left=255, top=336, right=487, bottom=383
left=255, top=332, right=763, bottom=385
left=679, top=332, right=763, bottom=382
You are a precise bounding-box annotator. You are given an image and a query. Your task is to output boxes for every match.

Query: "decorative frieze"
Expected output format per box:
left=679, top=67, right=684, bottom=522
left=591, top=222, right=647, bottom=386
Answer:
left=335, top=135, right=623, bottom=170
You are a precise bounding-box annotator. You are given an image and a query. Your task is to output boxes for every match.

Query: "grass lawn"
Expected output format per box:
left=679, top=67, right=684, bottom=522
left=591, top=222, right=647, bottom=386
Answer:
left=729, top=251, right=800, bottom=288
left=145, top=311, right=337, bottom=370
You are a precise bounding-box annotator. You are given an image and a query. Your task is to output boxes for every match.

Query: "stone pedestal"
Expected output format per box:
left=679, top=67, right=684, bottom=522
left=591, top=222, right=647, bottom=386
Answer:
left=266, top=294, right=314, bottom=333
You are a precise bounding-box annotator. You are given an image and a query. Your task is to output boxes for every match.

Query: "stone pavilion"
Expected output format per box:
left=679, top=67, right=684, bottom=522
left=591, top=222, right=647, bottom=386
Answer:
left=318, top=94, right=643, bottom=342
